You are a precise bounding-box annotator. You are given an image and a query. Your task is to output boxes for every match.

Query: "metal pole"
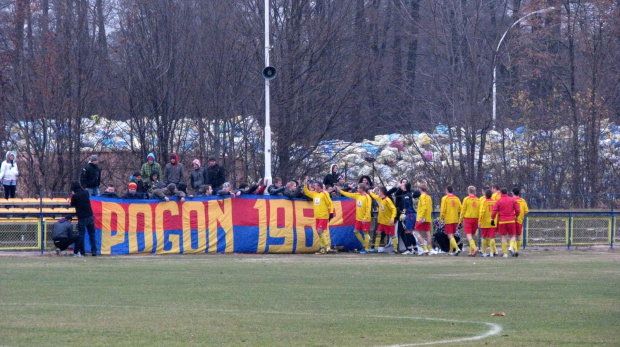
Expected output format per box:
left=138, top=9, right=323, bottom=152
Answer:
left=39, top=191, right=44, bottom=255
left=263, top=0, right=272, bottom=189
left=611, top=193, right=615, bottom=250
left=492, top=7, right=555, bottom=128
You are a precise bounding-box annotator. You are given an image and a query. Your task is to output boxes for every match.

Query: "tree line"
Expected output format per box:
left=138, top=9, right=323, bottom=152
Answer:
left=0, top=0, right=618, bottom=207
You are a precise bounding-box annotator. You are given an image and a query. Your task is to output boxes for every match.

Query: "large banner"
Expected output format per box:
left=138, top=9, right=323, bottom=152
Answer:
left=90, top=195, right=359, bottom=255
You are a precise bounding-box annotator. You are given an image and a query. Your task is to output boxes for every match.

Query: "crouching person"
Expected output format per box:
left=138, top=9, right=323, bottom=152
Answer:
left=52, top=215, right=82, bottom=257
left=153, top=183, right=186, bottom=202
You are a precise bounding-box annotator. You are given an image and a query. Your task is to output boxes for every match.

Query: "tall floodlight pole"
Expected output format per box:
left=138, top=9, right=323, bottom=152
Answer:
left=263, top=0, right=272, bottom=187
left=492, top=6, right=555, bottom=128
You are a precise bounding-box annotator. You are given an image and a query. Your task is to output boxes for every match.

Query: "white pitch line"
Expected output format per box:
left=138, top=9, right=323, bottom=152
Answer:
left=0, top=302, right=502, bottom=346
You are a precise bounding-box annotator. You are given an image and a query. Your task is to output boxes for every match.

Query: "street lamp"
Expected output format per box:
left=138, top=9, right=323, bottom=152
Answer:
left=492, top=6, right=555, bottom=128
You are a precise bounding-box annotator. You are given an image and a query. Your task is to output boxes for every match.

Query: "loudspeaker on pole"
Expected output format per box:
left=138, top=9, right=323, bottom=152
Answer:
left=263, top=66, right=277, bottom=80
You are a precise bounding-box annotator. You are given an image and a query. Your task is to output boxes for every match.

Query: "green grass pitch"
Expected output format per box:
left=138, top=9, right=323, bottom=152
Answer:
left=0, top=251, right=618, bottom=346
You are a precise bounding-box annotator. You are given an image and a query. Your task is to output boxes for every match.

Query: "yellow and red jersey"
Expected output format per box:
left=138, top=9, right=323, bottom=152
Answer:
left=492, top=191, right=501, bottom=201
left=370, top=192, right=397, bottom=225
left=514, top=196, right=529, bottom=224
left=479, top=198, right=498, bottom=228
left=459, top=194, right=480, bottom=223
left=439, top=194, right=461, bottom=224
left=303, top=185, right=334, bottom=220
left=416, top=192, right=432, bottom=222
left=340, top=190, right=372, bottom=222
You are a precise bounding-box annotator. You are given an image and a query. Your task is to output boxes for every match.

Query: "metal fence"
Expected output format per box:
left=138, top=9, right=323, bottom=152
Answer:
left=525, top=212, right=617, bottom=248
left=0, top=219, right=42, bottom=250
left=0, top=211, right=616, bottom=253
left=426, top=192, right=619, bottom=211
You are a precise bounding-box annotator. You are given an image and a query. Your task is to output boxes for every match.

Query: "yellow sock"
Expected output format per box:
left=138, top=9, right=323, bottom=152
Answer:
left=501, top=242, right=508, bottom=255
left=469, top=239, right=477, bottom=253
left=354, top=231, right=365, bottom=248
left=363, top=233, right=370, bottom=251
left=510, top=240, right=517, bottom=251
left=449, top=238, right=459, bottom=252
left=374, top=235, right=381, bottom=249
left=325, top=230, right=332, bottom=249
left=490, top=239, right=497, bottom=254
left=320, top=234, right=328, bottom=248
left=516, top=239, right=522, bottom=252
left=392, top=236, right=398, bottom=252
left=481, top=239, right=488, bottom=254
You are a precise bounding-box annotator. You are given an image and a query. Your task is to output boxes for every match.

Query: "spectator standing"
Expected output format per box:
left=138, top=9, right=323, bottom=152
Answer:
left=359, top=175, right=374, bottom=190
left=140, top=153, right=161, bottom=185
left=0, top=151, right=19, bottom=199
left=52, top=215, right=81, bottom=257
left=70, top=181, right=97, bottom=256
left=323, top=164, right=341, bottom=188
left=80, top=154, right=101, bottom=196
left=205, top=157, right=226, bottom=190
left=163, top=153, right=185, bottom=186
left=190, top=159, right=208, bottom=194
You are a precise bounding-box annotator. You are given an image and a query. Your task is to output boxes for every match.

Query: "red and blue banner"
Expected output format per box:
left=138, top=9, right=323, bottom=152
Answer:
left=89, top=195, right=358, bottom=255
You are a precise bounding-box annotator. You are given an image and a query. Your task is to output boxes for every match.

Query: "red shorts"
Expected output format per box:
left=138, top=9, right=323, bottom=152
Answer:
left=377, top=223, right=395, bottom=236
left=414, top=221, right=431, bottom=232
left=480, top=228, right=496, bottom=238
left=316, top=219, right=328, bottom=230
left=444, top=223, right=457, bottom=234
left=497, top=222, right=516, bottom=236
left=515, top=223, right=523, bottom=236
left=463, top=218, right=478, bottom=234
left=354, top=220, right=370, bottom=233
